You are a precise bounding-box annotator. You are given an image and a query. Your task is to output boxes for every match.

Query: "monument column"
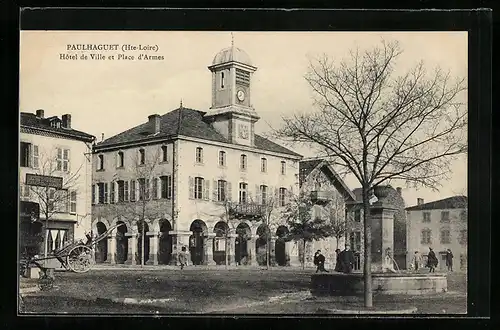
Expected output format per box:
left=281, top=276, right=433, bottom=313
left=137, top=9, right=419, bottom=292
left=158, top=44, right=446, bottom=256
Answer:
left=247, top=235, right=258, bottom=266
left=370, top=186, right=397, bottom=272
left=107, top=231, right=116, bottom=264
left=125, top=233, right=137, bottom=265
left=227, top=233, right=237, bottom=265
left=269, top=236, right=277, bottom=266
left=287, top=240, right=300, bottom=267
left=204, top=233, right=216, bottom=265
left=146, top=231, right=159, bottom=265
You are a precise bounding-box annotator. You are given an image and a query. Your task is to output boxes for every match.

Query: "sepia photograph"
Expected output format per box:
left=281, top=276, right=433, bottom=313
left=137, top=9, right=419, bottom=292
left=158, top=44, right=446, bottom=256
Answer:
left=18, top=28, right=470, bottom=315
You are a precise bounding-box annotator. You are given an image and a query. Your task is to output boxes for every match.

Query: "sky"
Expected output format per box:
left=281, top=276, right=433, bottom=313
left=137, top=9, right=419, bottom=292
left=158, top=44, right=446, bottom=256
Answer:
left=19, top=31, right=468, bottom=207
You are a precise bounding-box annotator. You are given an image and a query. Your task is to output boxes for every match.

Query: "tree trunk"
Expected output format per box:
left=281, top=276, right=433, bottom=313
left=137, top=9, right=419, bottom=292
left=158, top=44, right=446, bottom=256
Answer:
left=302, top=239, right=306, bottom=270
left=225, top=233, right=228, bottom=269
left=362, top=184, right=373, bottom=307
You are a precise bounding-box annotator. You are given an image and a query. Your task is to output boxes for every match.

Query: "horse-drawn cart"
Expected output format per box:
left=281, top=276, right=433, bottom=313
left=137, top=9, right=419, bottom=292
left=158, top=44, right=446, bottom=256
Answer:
left=20, top=223, right=124, bottom=291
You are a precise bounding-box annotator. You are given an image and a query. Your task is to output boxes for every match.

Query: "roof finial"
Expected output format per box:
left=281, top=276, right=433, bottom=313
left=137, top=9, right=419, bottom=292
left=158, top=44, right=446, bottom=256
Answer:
left=180, top=99, right=183, bottom=108
left=231, top=32, right=234, bottom=47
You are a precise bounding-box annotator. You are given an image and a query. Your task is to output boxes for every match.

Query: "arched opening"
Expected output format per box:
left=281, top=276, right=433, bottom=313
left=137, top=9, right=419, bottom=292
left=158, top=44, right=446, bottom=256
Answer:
left=137, top=221, right=150, bottom=264
left=235, top=223, right=251, bottom=265
left=95, top=222, right=108, bottom=263
left=256, top=224, right=271, bottom=266
left=159, top=219, right=172, bottom=265
left=189, top=219, right=207, bottom=265
left=213, top=221, right=229, bottom=265
left=275, top=225, right=289, bottom=266
left=115, top=221, right=128, bottom=264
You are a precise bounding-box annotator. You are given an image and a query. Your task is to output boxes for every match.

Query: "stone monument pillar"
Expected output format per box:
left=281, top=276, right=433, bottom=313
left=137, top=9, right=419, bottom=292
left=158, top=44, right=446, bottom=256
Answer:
left=146, top=231, right=159, bottom=265
left=370, top=186, right=397, bottom=272
left=227, top=233, right=237, bottom=265
left=269, top=236, right=277, bottom=266
left=107, top=231, right=116, bottom=264
left=247, top=235, right=258, bottom=266
left=125, top=233, right=137, bottom=265
left=204, top=233, right=216, bottom=265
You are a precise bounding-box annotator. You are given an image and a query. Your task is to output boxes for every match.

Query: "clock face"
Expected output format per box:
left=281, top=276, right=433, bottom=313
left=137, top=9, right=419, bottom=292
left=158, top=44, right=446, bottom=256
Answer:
left=237, top=90, right=245, bottom=102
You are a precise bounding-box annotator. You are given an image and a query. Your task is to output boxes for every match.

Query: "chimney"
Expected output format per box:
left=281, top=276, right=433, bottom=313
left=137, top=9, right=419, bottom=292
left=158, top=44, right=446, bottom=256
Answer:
left=417, top=198, right=424, bottom=205
left=61, top=114, right=72, bottom=129
left=148, top=114, right=161, bottom=134
left=36, top=109, right=44, bottom=118
left=396, top=187, right=402, bottom=195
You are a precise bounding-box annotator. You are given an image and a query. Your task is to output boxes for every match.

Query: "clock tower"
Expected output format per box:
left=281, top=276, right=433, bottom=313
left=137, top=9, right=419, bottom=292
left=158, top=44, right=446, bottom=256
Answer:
left=205, top=40, right=259, bottom=147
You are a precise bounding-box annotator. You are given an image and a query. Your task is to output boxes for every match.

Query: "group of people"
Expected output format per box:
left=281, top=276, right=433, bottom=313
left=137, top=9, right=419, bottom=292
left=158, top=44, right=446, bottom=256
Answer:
left=314, top=244, right=356, bottom=274
left=411, top=247, right=454, bottom=273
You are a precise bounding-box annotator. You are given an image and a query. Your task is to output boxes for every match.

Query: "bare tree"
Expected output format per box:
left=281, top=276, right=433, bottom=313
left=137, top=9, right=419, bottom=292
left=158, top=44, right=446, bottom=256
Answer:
left=325, top=193, right=350, bottom=250
left=23, top=149, right=83, bottom=258
left=274, top=40, right=467, bottom=307
left=254, top=191, right=278, bottom=270
left=105, top=148, right=163, bottom=267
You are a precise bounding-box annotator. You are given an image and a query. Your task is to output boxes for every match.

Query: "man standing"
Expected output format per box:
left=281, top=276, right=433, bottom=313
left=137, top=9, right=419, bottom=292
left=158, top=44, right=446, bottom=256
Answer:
left=315, top=250, right=328, bottom=273
left=339, top=244, right=355, bottom=273
left=445, top=248, right=454, bottom=272
left=427, top=247, right=438, bottom=273
left=412, top=250, right=422, bottom=272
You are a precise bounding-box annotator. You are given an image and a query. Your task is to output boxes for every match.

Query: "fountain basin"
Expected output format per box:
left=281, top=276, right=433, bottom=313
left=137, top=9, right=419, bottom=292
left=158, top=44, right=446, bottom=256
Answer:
left=311, top=272, right=447, bottom=296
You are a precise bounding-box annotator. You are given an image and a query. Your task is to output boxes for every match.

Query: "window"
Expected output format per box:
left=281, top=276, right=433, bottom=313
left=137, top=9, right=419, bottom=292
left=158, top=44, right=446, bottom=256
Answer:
left=48, top=188, right=55, bottom=211
left=69, top=191, right=77, bottom=214
left=160, top=175, right=172, bottom=199
left=459, top=229, right=467, bottom=245
left=130, top=180, right=136, bottom=202
left=441, top=211, right=450, bottom=223
left=421, top=229, right=431, bottom=244
left=260, top=185, right=268, bottom=204
left=20, top=142, right=31, bottom=167
left=98, top=155, right=104, bottom=170
left=350, top=231, right=362, bottom=252
left=57, top=148, right=70, bottom=172
left=138, top=178, right=146, bottom=200
left=152, top=178, right=158, bottom=199
left=423, top=212, right=431, bottom=223
left=239, top=183, right=248, bottom=203
left=117, top=151, right=124, bottom=168
left=217, top=180, right=227, bottom=202
left=261, top=158, right=267, bottom=173
left=280, top=161, right=286, bottom=175
left=110, top=182, right=115, bottom=204
left=117, top=180, right=125, bottom=202
left=354, top=210, right=361, bottom=222
left=196, top=147, right=203, bottom=164
left=240, top=154, right=247, bottom=170
left=104, top=183, right=109, bottom=204
left=139, top=149, right=145, bottom=165
left=195, top=177, right=204, bottom=199
left=221, top=72, right=225, bottom=88
left=279, top=187, right=287, bottom=207
left=161, top=146, right=168, bottom=162
left=97, top=183, right=105, bottom=204
left=440, top=229, right=451, bottom=244
left=33, top=145, right=39, bottom=168
left=124, top=181, right=129, bottom=202
left=460, top=210, right=467, bottom=221
left=219, top=151, right=226, bottom=167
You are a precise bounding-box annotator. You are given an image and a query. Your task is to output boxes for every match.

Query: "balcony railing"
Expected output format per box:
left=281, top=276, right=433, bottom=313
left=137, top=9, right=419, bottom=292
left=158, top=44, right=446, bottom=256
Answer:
left=228, top=202, right=265, bottom=219
left=310, top=190, right=331, bottom=204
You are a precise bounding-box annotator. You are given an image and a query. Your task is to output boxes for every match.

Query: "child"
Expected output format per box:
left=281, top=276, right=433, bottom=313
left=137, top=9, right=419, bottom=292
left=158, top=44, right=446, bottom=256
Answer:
left=178, top=246, right=189, bottom=270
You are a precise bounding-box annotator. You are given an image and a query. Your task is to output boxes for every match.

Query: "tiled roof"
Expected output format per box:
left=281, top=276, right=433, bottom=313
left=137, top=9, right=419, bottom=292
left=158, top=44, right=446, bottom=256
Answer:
left=20, top=112, right=95, bottom=142
left=298, top=159, right=323, bottom=178
left=406, top=196, right=467, bottom=211
left=95, top=107, right=302, bottom=157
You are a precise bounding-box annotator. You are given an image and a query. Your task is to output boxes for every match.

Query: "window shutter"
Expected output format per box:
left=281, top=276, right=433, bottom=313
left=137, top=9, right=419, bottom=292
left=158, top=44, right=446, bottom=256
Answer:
left=226, top=182, right=232, bottom=202
left=213, top=180, right=218, bottom=201
left=145, top=179, right=150, bottom=200
left=284, top=188, right=289, bottom=205
left=130, top=180, right=135, bottom=201
left=32, top=145, right=39, bottom=168
left=92, top=184, right=95, bottom=204
left=204, top=180, right=210, bottom=201
left=188, top=176, right=194, bottom=199
left=104, top=183, right=109, bottom=203
left=255, top=185, right=261, bottom=204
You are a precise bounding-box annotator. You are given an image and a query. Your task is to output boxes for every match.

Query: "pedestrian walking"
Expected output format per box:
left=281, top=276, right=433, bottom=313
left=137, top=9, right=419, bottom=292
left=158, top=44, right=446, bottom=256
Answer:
left=314, top=250, right=328, bottom=273
left=178, top=246, right=189, bottom=270
left=339, top=244, right=355, bottom=273
left=445, top=248, right=454, bottom=272
left=334, top=248, right=342, bottom=272
left=412, top=250, right=422, bottom=272
left=426, top=247, right=438, bottom=273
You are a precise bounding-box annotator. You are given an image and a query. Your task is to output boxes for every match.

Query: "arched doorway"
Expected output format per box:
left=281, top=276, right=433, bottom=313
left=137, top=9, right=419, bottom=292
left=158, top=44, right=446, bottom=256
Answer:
left=213, top=221, right=229, bottom=265
left=275, top=226, right=289, bottom=266
left=235, top=223, right=251, bottom=265
left=95, top=222, right=108, bottom=263
left=189, top=219, right=207, bottom=265
left=158, top=219, right=172, bottom=265
left=256, top=224, right=271, bottom=266
left=115, top=221, right=128, bottom=264
left=137, top=221, right=150, bottom=264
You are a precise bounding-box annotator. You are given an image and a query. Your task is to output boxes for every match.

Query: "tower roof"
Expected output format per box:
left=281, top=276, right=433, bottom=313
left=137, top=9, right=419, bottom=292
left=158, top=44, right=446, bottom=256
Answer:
left=212, top=46, right=253, bottom=66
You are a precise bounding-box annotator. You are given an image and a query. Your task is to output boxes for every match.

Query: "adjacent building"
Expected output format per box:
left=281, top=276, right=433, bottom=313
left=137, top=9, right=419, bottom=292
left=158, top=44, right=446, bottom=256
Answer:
left=406, top=196, right=468, bottom=271
left=91, top=44, right=306, bottom=266
left=19, top=110, right=95, bottom=260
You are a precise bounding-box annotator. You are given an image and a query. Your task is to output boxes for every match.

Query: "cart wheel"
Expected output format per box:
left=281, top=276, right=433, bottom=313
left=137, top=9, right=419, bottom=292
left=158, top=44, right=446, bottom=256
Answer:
left=67, top=245, right=93, bottom=273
